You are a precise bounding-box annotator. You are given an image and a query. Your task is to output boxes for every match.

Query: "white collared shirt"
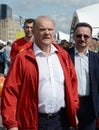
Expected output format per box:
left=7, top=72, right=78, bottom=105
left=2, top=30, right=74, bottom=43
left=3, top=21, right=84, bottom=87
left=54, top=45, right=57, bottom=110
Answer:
left=33, top=43, right=65, bottom=113
left=75, top=47, right=90, bottom=96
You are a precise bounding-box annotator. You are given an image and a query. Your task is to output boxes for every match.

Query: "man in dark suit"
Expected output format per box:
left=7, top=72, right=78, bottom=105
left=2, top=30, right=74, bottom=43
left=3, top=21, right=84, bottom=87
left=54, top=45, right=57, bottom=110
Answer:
left=67, top=22, right=99, bottom=130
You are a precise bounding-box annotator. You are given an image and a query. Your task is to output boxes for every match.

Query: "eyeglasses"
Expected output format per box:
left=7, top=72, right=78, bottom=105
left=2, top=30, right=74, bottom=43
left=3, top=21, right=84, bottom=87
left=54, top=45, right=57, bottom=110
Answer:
left=75, top=34, right=90, bottom=40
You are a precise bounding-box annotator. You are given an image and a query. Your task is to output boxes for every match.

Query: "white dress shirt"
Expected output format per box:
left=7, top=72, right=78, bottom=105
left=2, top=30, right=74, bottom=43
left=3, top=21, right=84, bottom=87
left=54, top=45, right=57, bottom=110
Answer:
left=75, top=48, right=90, bottom=96
left=33, top=43, right=65, bottom=113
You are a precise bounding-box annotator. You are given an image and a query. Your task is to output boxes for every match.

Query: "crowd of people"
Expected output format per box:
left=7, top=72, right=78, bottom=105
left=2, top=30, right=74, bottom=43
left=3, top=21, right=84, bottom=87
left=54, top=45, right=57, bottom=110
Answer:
left=0, top=16, right=99, bottom=130
left=0, top=41, right=11, bottom=77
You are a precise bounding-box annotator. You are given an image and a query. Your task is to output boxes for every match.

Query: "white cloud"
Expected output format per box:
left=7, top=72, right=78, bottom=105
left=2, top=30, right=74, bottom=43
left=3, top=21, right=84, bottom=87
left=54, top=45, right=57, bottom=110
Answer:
left=35, top=0, right=99, bottom=8
left=0, top=0, right=99, bottom=34
left=51, top=13, right=71, bottom=33
left=12, top=11, right=19, bottom=19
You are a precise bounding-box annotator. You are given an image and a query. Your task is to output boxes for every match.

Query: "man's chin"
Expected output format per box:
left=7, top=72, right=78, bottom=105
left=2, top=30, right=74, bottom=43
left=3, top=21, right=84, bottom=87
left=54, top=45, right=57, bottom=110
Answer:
left=43, top=40, right=51, bottom=44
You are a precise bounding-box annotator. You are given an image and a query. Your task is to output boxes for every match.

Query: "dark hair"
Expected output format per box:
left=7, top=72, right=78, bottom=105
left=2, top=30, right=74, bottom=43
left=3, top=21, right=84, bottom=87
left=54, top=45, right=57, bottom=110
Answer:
left=74, top=22, right=92, bottom=34
left=24, top=18, right=35, bottom=26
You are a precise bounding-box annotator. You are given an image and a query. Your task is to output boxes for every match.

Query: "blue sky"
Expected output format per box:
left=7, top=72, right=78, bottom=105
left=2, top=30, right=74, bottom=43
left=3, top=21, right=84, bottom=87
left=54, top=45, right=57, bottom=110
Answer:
left=0, top=0, right=99, bottom=34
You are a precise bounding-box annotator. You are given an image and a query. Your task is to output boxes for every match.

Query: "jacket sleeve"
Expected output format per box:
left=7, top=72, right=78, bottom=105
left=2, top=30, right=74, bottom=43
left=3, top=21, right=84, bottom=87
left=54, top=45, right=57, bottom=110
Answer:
left=64, top=52, right=79, bottom=127
left=1, top=55, right=23, bottom=129
left=68, top=53, right=79, bottom=109
left=10, top=42, right=17, bottom=61
left=58, top=50, right=79, bottom=127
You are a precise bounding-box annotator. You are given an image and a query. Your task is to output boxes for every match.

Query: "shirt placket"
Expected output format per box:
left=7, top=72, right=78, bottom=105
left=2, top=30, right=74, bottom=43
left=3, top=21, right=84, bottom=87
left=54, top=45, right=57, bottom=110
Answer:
left=47, top=56, right=56, bottom=112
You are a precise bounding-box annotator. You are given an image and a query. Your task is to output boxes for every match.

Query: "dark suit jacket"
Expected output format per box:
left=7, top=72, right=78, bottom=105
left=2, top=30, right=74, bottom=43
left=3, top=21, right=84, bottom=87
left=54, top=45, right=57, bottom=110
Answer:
left=67, top=47, right=99, bottom=117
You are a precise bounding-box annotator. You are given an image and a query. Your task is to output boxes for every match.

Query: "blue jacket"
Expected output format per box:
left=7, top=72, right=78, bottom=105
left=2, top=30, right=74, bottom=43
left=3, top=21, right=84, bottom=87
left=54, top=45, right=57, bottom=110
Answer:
left=67, top=47, right=99, bottom=117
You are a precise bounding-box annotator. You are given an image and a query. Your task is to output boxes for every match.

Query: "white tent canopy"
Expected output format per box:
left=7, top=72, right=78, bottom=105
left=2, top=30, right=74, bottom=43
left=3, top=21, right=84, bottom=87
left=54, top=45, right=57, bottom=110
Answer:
left=71, top=3, right=99, bottom=38
left=0, top=40, right=6, bottom=45
left=56, top=31, right=70, bottom=42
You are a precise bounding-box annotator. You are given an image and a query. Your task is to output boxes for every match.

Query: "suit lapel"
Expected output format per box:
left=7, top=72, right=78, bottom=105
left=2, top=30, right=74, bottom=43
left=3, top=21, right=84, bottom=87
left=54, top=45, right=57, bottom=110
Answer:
left=67, top=47, right=75, bottom=64
left=89, top=51, right=95, bottom=75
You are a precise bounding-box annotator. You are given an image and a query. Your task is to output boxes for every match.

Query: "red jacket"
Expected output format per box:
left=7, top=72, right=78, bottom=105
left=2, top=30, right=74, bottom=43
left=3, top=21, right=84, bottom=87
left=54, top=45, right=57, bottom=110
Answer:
left=10, top=37, right=33, bottom=60
left=1, top=43, right=79, bottom=130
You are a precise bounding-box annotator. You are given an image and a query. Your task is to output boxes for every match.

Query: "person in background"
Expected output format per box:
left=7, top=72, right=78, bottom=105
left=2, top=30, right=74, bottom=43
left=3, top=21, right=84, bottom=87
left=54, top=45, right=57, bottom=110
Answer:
left=58, top=39, right=72, bottom=50
left=1, top=16, right=79, bottom=130
left=3, top=41, right=12, bottom=77
left=10, top=18, right=34, bottom=61
left=0, top=43, right=6, bottom=74
left=67, top=22, right=99, bottom=130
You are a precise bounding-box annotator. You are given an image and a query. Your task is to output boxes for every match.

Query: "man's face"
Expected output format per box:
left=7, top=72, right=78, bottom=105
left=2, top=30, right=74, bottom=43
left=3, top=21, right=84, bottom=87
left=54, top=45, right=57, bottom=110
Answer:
left=24, top=22, right=33, bottom=38
left=73, top=27, right=92, bottom=49
left=33, top=17, right=54, bottom=48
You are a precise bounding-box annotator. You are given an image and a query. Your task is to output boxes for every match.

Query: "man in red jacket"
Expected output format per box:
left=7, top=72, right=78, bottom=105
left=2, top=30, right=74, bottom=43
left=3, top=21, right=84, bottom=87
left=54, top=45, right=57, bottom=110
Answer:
left=1, top=16, right=79, bottom=130
left=10, top=18, right=34, bottom=61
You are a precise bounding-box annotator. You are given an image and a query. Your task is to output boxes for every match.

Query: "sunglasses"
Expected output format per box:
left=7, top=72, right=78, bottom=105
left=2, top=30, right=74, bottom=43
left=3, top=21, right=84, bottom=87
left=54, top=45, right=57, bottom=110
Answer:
left=75, top=34, right=90, bottom=40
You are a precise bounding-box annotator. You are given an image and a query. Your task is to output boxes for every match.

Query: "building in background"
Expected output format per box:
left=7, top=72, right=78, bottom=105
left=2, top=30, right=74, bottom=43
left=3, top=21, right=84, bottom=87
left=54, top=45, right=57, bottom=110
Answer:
left=0, top=4, right=24, bottom=42
left=0, top=18, right=22, bottom=42
left=0, top=4, right=12, bottom=20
